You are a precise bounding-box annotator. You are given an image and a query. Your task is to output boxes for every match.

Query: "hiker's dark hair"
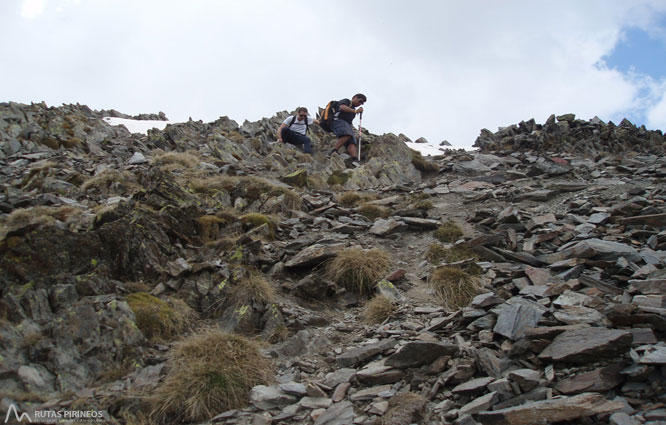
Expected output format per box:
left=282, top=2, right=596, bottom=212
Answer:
left=353, top=94, right=367, bottom=102
left=297, top=107, right=309, bottom=114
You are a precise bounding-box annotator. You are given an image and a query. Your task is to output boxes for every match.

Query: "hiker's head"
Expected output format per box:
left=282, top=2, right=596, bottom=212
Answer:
left=351, top=94, right=367, bottom=107
left=297, top=107, right=309, bottom=119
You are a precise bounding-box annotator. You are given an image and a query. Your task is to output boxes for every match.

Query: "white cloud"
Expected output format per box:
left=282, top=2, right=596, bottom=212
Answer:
left=2, top=1, right=666, bottom=148
left=647, top=87, right=666, bottom=130
left=20, top=0, right=44, bottom=19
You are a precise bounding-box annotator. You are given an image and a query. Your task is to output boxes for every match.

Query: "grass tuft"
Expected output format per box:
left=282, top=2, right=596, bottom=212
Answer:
left=152, top=151, right=200, bottom=169
left=126, top=293, right=195, bottom=341
left=151, top=329, right=274, bottom=423
left=325, top=248, right=391, bottom=296
left=428, top=266, right=480, bottom=311
left=357, top=203, right=391, bottom=220
left=227, top=271, right=275, bottom=307
left=410, top=149, right=440, bottom=173
left=363, top=295, right=396, bottom=324
left=433, top=221, right=464, bottom=243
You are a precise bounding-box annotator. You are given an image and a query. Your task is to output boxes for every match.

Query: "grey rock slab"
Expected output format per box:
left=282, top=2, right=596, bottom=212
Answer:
left=313, top=400, right=354, bottom=425
left=554, top=364, right=624, bottom=394
left=322, top=368, right=357, bottom=387
left=336, top=339, right=397, bottom=367
left=349, top=384, right=393, bottom=401
left=385, top=341, right=459, bottom=368
left=249, top=385, right=298, bottom=410
left=285, top=243, right=345, bottom=268
left=399, top=216, right=441, bottom=229
left=279, top=382, right=307, bottom=396
left=460, top=391, right=500, bottom=416
left=610, top=412, right=641, bottom=425
left=493, top=304, right=544, bottom=341
left=507, top=369, right=541, bottom=392
left=639, top=346, right=666, bottom=364
left=369, top=218, right=408, bottom=236
left=629, top=279, right=666, bottom=295
left=300, top=396, right=333, bottom=409
left=452, top=376, right=495, bottom=395
left=356, top=359, right=404, bottom=385
left=474, top=392, right=625, bottom=425
left=560, top=238, right=641, bottom=262
left=128, top=152, right=147, bottom=164
left=538, top=328, right=633, bottom=363
left=553, top=305, right=611, bottom=326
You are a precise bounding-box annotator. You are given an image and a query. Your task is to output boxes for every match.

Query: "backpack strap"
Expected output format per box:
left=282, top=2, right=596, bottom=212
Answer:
left=288, top=116, right=296, bottom=128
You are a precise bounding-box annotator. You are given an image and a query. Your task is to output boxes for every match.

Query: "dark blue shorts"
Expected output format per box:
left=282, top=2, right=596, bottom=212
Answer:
left=332, top=120, right=357, bottom=145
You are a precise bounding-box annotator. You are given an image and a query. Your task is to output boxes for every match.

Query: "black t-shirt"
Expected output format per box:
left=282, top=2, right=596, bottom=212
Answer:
left=335, top=98, right=356, bottom=124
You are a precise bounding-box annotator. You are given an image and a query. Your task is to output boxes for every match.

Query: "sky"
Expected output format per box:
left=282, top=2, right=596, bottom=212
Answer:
left=2, top=1, right=666, bottom=150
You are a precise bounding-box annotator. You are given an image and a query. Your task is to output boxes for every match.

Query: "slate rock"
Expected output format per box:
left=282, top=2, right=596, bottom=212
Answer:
left=285, top=243, right=344, bottom=268
left=493, top=304, right=544, bottom=341
left=337, top=339, right=397, bottom=367
left=475, top=392, right=625, bottom=425
left=313, top=400, right=354, bottom=425
left=538, top=328, right=633, bottom=363
left=554, top=364, right=624, bottom=394
left=385, top=341, right=459, bottom=368
left=249, top=385, right=298, bottom=410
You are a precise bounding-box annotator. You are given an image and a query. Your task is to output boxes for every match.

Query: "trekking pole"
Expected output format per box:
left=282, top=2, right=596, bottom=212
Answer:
left=357, top=112, right=363, bottom=162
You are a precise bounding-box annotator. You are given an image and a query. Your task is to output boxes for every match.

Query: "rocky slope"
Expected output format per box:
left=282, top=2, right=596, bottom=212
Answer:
left=1, top=102, right=665, bottom=425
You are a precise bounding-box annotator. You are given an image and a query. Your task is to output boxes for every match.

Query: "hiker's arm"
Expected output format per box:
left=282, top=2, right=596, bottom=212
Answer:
left=338, top=105, right=357, bottom=113
left=313, top=119, right=320, bottom=125
left=277, top=123, right=286, bottom=142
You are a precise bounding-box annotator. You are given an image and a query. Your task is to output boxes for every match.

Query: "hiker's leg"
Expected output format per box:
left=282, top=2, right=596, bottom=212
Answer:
left=302, top=136, right=312, bottom=154
left=333, top=135, right=351, bottom=151
left=282, top=129, right=312, bottom=153
left=346, top=143, right=358, bottom=159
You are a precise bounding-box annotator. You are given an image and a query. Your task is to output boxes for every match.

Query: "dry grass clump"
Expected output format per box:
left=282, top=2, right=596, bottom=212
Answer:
left=197, top=214, right=236, bottom=241
left=358, top=203, right=391, bottom=220
left=126, top=293, right=196, bottom=341
left=152, top=150, right=201, bottom=169
left=80, top=169, right=140, bottom=195
left=190, top=176, right=238, bottom=194
left=434, top=221, right=464, bottom=243
left=426, top=244, right=476, bottom=263
left=337, top=191, right=362, bottom=207
left=151, top=329, right=274, bottom=423
left=428, top=266, right=481, bottom=311
left=227, top=272, right=275, bottom=307
left=410, top=149, right=440, bottom=173
left=363, top=295, right=396, bottom=324
left=239, top=213, right=277, bottom=239
left=325, top=248, right=391, bottom=296
left=0, top=205, right=86, bottom=238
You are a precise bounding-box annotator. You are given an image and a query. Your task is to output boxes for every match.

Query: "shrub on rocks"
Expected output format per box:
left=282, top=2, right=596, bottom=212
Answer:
left=227, top=271, right=275, bottom=307
left=428, top=266, right=480, bottom=311
left=433, top=221, right=464, bottom=243
left=126, top=293, right=195, bottom=341
left=325, top=248, right=391, bottom=296
left=363, top=294, right=396, bottom=324
left=151, top=150, right=201, bottom=169
left=151, top=329, right=274, bottom=423
left=358, top=203, right=391, bottom=220
left=410, top=149, right=439, bottom=173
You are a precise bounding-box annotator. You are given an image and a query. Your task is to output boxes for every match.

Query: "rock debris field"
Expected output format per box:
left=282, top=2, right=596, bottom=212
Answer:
left=1, top=101, right=665, bottom=425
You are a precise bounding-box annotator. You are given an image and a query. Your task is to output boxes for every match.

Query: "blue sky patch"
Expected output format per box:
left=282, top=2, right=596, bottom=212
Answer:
left=603, top=22, right=666, bottom=80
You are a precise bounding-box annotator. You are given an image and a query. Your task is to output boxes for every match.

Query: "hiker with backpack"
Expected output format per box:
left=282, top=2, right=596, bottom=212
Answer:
left=277, top=107, right=319, bottom=154
left=324, top=94, right=366, bottom=163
